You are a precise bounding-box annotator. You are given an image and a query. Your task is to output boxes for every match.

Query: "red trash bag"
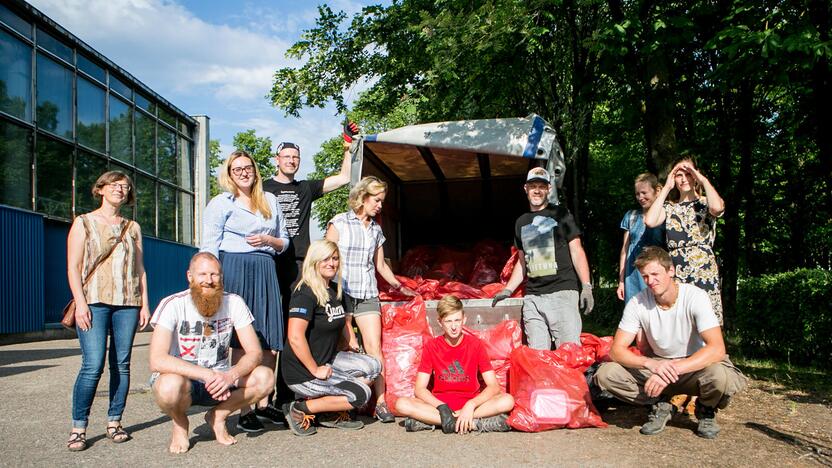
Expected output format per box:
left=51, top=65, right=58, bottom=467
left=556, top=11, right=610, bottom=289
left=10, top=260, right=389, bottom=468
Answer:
left=381, top=296, right=433, bottom=416
left=464, top=320, right=522, bottom=392
left=550, top=341, right=596, bottom=373
left=580, top=333, right=613, bottom=363
left=468, top=257, right=499, bottom=287
left=437, top=281, right=486, bottom=299
left=400, top=245, right=435, bottom=278
left=507, top=346, right=607, bottom=432
left=500, top=247, right=522, bottom=283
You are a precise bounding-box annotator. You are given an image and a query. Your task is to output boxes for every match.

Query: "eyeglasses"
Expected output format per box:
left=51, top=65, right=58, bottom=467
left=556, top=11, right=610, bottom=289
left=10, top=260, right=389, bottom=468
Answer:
left=230, top=165, right=255, bottom=176
left=108, top=183, right=131, bottom=192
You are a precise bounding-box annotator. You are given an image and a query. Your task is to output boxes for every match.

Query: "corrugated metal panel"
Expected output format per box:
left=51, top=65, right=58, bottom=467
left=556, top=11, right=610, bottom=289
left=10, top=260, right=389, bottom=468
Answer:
left=43, top=220, right=71, bottom=324
left=144, top=237, right=197, bottom=311
left=0, top=205, right=45, bottom=334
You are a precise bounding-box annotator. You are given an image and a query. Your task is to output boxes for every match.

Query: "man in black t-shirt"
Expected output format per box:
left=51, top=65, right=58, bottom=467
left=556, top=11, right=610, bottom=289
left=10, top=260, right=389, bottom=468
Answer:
left=262, top=123, right=357, bottom=411
left=492, top=167, right=594, bottom=349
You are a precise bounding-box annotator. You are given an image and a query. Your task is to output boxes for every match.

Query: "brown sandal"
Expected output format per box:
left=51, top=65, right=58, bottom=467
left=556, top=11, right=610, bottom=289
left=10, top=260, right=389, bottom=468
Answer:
left=106, top=424, right=130, bottom=443
left=67, top=432, right=87, bottom=452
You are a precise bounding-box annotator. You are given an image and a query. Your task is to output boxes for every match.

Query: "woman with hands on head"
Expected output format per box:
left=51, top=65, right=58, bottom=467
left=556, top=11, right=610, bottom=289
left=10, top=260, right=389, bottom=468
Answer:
left=644, top=156, right=726, bottom=324
left=201, top=150, right=289, bottom=432
left=325, top=176, right=417, bottom=423
left=66, top=171, right=150, bottom=451
left=281, top=240, right=382, bottom=436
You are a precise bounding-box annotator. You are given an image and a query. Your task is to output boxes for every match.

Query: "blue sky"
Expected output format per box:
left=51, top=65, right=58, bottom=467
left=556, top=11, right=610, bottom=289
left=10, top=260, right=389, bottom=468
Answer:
left=28, top=0, right=378, bottom=239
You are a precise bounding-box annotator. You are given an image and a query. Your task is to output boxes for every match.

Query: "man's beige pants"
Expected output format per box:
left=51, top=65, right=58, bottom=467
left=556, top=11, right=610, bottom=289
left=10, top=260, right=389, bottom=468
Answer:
left=593, top=357, right=747, bottom=408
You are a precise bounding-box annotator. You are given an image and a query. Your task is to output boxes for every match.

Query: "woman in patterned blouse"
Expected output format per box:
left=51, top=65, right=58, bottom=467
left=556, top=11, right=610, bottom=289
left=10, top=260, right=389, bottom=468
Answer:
left=644, top=156, right=726, bottom=324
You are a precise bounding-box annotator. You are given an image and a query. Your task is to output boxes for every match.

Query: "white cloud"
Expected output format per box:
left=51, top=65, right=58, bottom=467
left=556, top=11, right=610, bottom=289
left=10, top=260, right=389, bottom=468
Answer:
left=28, top=0, right=292, bottom=104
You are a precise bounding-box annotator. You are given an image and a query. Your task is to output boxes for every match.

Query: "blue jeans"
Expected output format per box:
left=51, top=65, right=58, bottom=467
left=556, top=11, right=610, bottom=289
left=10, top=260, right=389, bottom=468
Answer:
left=71, top=304, right=140, bottom=428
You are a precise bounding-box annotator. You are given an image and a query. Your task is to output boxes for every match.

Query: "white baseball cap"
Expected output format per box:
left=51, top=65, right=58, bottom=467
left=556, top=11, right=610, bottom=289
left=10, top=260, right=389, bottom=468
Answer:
left=526, top=167, right=551, bottom=184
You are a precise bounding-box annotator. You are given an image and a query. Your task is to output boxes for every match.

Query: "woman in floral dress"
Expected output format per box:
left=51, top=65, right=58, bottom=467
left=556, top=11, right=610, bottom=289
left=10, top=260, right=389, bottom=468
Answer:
left=645, top=156, right=725, bottom=324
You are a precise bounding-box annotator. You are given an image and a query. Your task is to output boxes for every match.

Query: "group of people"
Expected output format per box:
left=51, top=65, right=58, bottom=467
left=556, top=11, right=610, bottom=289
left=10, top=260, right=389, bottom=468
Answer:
left=64, top=121, right=745, bottom=452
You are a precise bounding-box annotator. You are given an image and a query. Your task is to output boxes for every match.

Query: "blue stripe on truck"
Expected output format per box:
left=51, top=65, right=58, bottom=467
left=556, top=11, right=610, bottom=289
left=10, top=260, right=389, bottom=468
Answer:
left=364, top=134, right=378, bottom=142
left=522, top=115, right=545, bottom=159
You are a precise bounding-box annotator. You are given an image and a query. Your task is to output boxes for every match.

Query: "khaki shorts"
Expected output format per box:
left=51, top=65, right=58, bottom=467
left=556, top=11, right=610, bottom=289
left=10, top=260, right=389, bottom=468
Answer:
left=344, top=295, right=381, bottom=317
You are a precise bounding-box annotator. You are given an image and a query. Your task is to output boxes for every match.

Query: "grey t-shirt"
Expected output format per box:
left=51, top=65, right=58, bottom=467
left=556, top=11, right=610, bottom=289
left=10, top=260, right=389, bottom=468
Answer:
left=619, top=283, right=720, bottom=359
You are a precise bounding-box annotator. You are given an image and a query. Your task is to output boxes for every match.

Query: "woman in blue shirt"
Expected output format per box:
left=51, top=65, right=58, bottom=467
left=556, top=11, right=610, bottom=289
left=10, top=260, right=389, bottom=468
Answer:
left=202, top=150, right=289, bottom=432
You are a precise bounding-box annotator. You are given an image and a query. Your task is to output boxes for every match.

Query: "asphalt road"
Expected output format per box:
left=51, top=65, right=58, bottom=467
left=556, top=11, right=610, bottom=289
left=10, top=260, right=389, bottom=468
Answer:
left=0, top=333, right=824, bottom=467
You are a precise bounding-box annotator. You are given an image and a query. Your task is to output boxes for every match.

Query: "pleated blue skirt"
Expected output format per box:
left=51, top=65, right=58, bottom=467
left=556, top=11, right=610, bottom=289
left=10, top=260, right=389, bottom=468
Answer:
left=220, top=251, right=284, bottom=351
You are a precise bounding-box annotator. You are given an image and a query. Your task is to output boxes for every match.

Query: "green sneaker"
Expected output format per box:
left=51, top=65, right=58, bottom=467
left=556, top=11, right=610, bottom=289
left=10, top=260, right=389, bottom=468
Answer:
left=694, top=401, right=720, bottom=439
left=474, top=414, right=511, bottom=432
left=640, top=401, right=675, bottom=435
left=404, top=417, right=435, bottom=432
left=318, top=411, right=364, bottom=430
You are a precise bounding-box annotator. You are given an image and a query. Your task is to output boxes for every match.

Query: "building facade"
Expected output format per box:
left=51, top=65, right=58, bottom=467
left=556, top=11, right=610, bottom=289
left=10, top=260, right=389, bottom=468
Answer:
left=0, top=0, right=208, bottom=335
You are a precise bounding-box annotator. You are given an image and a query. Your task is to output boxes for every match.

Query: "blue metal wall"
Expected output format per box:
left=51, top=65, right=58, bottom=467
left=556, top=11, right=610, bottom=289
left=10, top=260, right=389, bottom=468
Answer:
left=1, top=205, right=197, bottom=333
left=0, top=205, right=45, bottom=334
left=143, top=237, right=197, bottom=311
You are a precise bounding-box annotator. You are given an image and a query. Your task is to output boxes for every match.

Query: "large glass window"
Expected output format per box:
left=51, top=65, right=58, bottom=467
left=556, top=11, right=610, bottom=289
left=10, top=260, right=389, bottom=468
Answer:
left=110, top=74, right=131, bottom=100
left=0, top=119, right=32, bottom=209
left=77, top=54, right=105, bottom=83
left=0, top=4, right=32, bottom=39
left=178, top=191, right=193, bottom=244
left=0, top=29, right=32, bottom=121
left=36, top=136, right=72, bottom=218
left=135, top=110, right=155, bottom=174
left=74, top=151, right=108, bottom=214
left=37, top=29, right=72, bottom=63
left=76, top=77, right=105, bottom=152
left=135, top=92, right=154, bottom=114
left=135, top=174, right=155, bottom=235
left=158, top=125, right=176, bottom=183
left=159, top=107, right=176, bottom=128
left=158, top=184, right=176, bottom=241
left=36, top=53, right=72, bottom=139
left=109, top=95, right=132, bottom=164
left=178, top=136, right=192, bottom=190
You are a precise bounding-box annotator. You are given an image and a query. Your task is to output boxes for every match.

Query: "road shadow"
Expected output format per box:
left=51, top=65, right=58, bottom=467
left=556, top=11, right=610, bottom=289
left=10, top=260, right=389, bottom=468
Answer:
left=746, top=422, right=832, bottom=464
left=0, top=348, right=81, bottom=366
left=0, top=364, right=58, bottom=378
left=595, top=401, right=643, bottom=429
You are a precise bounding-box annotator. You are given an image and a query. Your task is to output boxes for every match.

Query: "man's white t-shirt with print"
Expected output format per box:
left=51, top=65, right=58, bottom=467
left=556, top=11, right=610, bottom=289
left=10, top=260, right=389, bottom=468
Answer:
left=619, top=283, right=720, bottom=359
left=150, top=290, right=254, bottom=372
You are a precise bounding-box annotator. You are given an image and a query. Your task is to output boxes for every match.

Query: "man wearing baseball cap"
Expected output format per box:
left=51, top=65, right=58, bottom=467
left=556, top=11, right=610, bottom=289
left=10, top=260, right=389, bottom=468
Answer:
left=260, top=122, right=359, bottom=427
left=492, top=166, right=594, bottom=349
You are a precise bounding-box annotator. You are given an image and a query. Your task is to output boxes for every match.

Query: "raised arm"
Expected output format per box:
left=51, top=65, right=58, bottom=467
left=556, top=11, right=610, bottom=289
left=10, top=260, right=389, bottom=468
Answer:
left=644, top=168, right=676, bottom=228
left=322, top=142, right=352, bottom=194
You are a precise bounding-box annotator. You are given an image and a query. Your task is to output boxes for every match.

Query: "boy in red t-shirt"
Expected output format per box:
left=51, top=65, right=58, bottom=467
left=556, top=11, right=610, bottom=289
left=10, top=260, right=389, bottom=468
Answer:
left=395, top=295, right=515, bottom=433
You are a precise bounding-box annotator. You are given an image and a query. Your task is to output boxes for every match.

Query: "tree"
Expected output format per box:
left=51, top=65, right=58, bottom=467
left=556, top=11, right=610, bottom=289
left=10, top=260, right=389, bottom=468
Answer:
left=309, top=137, right=348, bottom=231
left=208, top=139, right=222, bottom=198
left=232, top=129, right=275, bottom=179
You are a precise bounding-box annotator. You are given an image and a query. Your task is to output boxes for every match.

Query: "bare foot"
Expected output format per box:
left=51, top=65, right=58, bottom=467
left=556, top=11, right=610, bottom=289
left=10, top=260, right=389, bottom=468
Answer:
left=168, top=423, right=190, bottom=454
left=205, top=409, right=237, bottom=446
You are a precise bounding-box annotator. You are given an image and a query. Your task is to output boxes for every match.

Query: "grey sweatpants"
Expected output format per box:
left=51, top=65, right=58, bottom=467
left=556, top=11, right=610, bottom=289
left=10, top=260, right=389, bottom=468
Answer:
left=522, top=290, right=581, bottom=350
left=593, top=356, right=747, bottom=408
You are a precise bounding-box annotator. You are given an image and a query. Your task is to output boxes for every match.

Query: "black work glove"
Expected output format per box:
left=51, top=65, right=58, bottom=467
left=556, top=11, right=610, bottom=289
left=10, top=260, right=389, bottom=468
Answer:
left=491, top=289, right=512, bottom=308
left=343, top=120, right=360, bottom=143
left=436, top=403, right=457, bottom=434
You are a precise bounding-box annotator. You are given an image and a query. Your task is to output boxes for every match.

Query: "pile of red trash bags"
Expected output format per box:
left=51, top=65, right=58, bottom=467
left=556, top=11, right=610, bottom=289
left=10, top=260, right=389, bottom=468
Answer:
left=381, top=296, right=612, bottom=431
left=379, top=241, right=526, bottom=301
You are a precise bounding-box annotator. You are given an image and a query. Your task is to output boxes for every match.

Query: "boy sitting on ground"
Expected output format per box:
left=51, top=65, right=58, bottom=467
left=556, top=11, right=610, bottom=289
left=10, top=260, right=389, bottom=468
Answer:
left=395, top=295, right=515, bottom=433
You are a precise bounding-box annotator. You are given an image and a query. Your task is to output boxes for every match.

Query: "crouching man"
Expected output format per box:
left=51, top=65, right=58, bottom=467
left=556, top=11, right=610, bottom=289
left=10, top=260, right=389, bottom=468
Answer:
left=593, top=247, right=746, bottom=439
left=148, top=252, right=274, bottom=453
left=396, top=295, right=515, bottom=433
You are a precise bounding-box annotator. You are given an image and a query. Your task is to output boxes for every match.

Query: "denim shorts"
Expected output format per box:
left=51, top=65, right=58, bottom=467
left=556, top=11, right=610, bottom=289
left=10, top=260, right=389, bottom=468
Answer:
left=149, top=372, right=237, bottom=407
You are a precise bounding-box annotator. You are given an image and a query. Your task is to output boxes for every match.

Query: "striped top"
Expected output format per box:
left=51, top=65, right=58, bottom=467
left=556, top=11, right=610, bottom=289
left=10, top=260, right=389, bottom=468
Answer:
left=329, top=210, right=386, bottom=299
left=80, top=214, right=143, bottom=306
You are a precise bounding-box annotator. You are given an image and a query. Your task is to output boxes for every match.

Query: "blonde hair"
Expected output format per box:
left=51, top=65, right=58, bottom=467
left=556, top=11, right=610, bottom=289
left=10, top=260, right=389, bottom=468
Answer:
left=295, top=240, right=343, bottom=306
left=348, top=176, right=387, bottom=212
left=437, top=294, right=464, bottom=320
left=219, top=151, right=272, bottom=219
left=634, top=172, right=661, bottom=191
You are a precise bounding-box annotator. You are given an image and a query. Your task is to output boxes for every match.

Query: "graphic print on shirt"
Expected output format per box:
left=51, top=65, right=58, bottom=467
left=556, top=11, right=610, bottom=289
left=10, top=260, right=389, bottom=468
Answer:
left=275, top=190, right=301, bottom=237
left=177, top=317, right=232, bottom=369
left=324, top=303, right=345, bottom=323
left=439, top=360, right=470, bottom=383
left=520, top=215, right=559, bottom=277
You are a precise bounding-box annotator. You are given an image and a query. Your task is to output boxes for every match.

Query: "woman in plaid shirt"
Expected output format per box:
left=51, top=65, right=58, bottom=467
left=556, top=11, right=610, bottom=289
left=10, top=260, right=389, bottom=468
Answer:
left=325, top=176, right=416, bottom=422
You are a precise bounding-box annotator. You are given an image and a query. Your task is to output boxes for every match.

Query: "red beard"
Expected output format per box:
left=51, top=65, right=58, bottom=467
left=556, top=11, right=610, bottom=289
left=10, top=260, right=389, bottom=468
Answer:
left=189, top=280, right=224, bottom=317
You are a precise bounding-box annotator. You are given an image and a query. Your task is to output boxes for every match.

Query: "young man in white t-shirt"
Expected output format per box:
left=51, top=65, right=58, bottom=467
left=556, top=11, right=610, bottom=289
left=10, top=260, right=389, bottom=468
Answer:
left=593, top=246, right=746, bottom=439
left=149, top=252, right=274, bottom=453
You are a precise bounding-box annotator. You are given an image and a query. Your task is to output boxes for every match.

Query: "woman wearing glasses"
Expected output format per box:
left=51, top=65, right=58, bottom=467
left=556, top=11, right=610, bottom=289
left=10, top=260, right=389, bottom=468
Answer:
left=202, top=150, right=289, bottom=432
left=66, top=171, right=150, bottom=451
